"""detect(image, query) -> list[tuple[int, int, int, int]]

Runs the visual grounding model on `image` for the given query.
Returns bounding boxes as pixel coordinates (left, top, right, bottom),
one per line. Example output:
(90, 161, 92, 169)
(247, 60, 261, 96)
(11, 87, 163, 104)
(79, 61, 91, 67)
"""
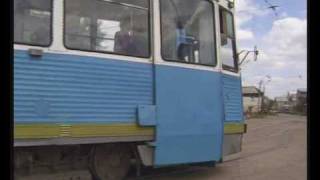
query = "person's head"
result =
(132, 17, 147, 33)
(119, 15, 131, 31)
(176, 20, 184, 29)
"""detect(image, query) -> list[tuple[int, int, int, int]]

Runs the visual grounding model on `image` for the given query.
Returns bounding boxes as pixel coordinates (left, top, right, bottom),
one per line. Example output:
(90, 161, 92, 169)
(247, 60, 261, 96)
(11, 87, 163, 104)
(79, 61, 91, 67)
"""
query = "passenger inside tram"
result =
(114, 16, 133, 55)
(114, 15, 149, 57)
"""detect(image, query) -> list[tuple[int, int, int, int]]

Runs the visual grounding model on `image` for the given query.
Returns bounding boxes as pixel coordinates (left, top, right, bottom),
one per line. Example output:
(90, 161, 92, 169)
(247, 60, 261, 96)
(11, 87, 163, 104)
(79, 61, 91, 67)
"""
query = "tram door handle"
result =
(28, 48, 43, 58)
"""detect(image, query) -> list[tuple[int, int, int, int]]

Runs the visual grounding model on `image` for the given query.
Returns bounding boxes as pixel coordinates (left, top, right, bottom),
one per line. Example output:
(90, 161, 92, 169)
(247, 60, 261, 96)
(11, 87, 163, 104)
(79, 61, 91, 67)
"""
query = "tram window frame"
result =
(159, 0, 218, 67)
(63, 0, 151, 59)
(14, 0, 53, 47)
(219, 7, 239, 73)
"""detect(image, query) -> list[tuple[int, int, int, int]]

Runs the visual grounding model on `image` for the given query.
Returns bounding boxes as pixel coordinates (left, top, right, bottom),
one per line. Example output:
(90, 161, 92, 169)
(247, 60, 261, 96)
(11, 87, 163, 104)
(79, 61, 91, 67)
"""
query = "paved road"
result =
(134, 114, 307, 180)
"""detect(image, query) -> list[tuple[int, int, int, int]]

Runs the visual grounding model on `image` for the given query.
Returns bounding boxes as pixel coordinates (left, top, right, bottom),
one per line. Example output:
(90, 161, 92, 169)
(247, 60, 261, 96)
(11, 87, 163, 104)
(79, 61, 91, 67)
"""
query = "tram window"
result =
(14, 0, 52, 46)
(220, 8, 238, 72)
(160, 0, 216, 66)
(64, 0, 150, 58)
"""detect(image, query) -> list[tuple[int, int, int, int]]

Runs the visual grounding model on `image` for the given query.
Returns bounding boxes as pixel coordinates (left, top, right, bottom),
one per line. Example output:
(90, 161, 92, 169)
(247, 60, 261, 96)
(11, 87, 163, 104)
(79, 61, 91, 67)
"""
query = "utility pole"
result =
(257, 75, 271, 113)
(258, 80, 263, 112)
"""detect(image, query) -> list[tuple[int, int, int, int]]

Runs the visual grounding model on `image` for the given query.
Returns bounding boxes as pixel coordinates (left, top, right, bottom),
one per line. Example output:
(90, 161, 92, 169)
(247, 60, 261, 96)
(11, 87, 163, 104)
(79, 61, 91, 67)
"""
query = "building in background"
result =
(287, 91, 298, 112)
(275, 96, 289, 112)
(296, 88, 307, 114)
(275, 88, 307, 114)
(242, 86, 263, 114)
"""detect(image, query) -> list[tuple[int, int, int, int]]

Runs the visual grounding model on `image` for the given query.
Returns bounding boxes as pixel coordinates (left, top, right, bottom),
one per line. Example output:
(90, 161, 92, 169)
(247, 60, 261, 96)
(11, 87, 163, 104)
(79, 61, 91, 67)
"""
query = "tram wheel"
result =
(89, 144, 131, 180)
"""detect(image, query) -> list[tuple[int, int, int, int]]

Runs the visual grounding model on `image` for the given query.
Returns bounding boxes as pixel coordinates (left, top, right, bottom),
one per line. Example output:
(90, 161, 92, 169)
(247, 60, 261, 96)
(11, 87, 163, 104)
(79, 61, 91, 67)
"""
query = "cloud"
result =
(262, 17, 307, 69)
(235, 0, 271, 42)
(264, 76, 306, 97)
(279, 12, 288, 18)
(263, 18, 306, 53)
(240, 17, 307, 98)
(235, 0, 270, 27)
(237, 29, 254, 40)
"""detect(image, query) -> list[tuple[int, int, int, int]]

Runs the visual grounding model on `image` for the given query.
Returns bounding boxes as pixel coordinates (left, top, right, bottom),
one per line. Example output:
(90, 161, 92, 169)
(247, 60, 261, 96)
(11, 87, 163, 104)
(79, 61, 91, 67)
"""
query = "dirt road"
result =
(134, 114, 307, 180)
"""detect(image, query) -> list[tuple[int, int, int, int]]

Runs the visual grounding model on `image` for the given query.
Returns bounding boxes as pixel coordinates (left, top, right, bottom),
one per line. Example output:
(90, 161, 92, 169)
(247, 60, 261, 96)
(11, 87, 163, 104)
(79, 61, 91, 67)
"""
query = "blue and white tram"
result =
(14, 0, 245, 179)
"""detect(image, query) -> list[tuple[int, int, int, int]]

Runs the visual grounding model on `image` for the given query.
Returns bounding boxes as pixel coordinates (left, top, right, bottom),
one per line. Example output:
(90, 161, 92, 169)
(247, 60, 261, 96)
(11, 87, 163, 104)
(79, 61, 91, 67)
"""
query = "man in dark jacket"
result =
(114, 16, 148, 57)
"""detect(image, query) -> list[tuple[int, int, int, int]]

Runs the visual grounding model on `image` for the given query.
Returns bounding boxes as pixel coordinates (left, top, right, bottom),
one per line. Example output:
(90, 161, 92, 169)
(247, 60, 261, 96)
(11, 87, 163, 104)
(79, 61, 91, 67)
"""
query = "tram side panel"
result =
(222, 73, 246, 158)
(14, 50, 154, 139)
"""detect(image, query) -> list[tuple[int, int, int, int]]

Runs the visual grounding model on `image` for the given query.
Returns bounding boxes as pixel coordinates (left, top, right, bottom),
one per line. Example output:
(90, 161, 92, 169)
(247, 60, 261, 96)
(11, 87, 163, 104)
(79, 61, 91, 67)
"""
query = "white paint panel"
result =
(14, 0, 238, 72)
(14, 0, 152, 65)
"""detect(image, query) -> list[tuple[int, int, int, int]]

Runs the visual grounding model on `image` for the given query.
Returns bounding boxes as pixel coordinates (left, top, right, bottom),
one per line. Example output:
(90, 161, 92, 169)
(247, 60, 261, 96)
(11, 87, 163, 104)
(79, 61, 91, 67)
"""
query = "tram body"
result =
(14, 0, 245, 179)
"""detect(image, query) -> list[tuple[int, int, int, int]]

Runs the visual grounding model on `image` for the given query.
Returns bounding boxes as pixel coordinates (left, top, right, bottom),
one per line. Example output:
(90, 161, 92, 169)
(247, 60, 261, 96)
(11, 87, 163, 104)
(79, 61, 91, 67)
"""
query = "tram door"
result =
(152, 0, 224, 166)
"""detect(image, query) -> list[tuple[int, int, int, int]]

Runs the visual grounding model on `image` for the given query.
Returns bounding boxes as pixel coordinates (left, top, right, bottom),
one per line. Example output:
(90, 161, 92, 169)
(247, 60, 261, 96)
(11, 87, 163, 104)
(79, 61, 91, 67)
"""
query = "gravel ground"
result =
(136, 113, 307, 180)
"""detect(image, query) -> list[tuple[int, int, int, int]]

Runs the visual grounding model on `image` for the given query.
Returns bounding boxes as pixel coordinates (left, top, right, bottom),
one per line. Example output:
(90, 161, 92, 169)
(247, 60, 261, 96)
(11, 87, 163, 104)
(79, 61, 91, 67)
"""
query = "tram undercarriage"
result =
(14, 143, 139, 180)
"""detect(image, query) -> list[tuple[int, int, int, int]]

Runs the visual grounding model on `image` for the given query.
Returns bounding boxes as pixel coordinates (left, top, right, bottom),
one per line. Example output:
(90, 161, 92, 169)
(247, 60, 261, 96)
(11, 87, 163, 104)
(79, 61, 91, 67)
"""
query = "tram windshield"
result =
(65, 0, 150, 58)
(160, 0, 216, 66)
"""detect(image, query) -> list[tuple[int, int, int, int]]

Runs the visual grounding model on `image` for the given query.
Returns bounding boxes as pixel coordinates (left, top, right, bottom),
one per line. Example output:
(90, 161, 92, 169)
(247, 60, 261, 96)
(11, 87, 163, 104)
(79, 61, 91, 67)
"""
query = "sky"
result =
(234, 0, 307, 98)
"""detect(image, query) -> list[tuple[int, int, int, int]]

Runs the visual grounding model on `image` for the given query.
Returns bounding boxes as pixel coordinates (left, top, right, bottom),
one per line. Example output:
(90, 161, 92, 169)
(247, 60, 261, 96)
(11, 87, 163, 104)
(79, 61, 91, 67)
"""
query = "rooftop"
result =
(297, 88, 307, 93)
(242, 86, 262, 95)
(275, 96, 288, 102)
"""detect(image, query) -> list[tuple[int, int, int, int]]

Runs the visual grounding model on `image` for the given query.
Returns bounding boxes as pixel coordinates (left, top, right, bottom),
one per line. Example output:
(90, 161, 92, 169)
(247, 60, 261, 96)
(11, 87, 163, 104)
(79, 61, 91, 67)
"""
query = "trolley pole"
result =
(258, 75, 271, 113)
